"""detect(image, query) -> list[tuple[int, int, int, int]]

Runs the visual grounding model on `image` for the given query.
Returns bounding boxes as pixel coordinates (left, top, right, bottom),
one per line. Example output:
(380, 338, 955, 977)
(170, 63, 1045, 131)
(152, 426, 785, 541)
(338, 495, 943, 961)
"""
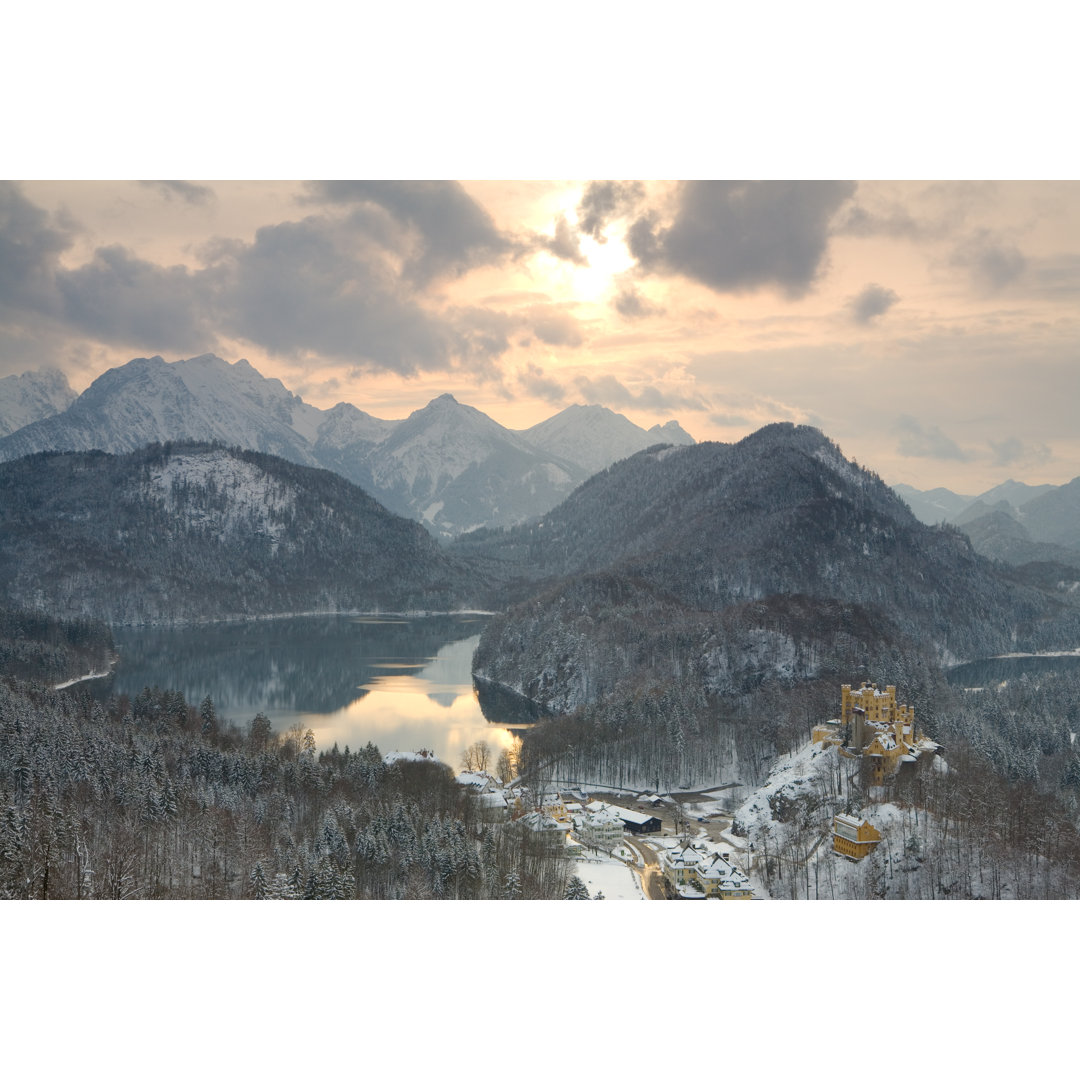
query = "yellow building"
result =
(812, 682, 931, 784)
(832, 813, 882, 860)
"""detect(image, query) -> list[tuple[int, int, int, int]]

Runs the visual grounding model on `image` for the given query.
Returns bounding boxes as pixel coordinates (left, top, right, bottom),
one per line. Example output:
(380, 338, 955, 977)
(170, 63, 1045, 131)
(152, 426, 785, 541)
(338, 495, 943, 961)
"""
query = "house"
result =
(476, 791, 510, 822)
(661, 841, 753, 898)
(695, 852, 754, 899)
(517, 811, 570, 848)
(455, 771, 494, 794)
(570, 808, 625, 852)
(832, 813, 882, 860)
(585, 800, 661, 834)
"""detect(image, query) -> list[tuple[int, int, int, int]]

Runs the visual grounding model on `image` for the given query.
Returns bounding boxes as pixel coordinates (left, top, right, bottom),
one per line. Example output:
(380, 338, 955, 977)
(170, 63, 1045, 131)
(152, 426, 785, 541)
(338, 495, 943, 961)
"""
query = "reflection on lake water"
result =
(109, 614, 524, 764)
(946, 652, 1080, 688)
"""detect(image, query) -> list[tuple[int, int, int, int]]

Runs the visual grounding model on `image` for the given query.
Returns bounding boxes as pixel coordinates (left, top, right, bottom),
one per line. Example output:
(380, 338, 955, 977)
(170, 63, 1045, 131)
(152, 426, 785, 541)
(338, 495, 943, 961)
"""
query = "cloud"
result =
(576, 181, 645, 242)
(833, 202, 924, 240)
(895, 415, 968, 461)
(0, 181, 73, 315)
(516, 362, 566, 405)
(626, 180, 855, 298)
(298, 180, 516, 284)
(213, 213, 465, 373)
(989, 436, 1051, 468)
(951, 229, 1027, 291)
(138, 180, 215, 206)
(0, 183, 526, 376)
(528, 306, 585, 348)
(56, 244, 215, 354)
(613, 284, 665, 320)
(848, 283, 899, 324)
(574, 373, 709, 412)
(536, 214, 587, 265)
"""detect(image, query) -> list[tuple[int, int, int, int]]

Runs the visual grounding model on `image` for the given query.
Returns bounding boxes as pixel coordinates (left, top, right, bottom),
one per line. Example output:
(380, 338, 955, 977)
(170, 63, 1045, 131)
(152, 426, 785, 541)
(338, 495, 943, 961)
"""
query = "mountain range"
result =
(0, 354, 693, 537)
(469, 424, 1080, 713)
(895, 478, 1080, 567)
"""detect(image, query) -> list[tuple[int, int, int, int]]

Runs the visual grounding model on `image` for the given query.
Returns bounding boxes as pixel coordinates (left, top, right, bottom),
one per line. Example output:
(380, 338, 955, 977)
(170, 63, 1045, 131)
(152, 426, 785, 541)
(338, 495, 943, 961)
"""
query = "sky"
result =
(5, 177, 1079, 492)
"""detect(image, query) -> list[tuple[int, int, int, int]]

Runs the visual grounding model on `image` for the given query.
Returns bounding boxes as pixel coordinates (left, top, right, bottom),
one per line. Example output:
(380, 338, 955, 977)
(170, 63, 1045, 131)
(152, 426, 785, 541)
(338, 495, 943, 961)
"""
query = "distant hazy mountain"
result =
(957, 510, 1080, 569)
(894, 479, 1059, 526)
(1017, 477, 1080, 550)
(892, 484, 977, 524)
(344, 394, 589, 535)
(0, 443, 471, 624)
(518, 404, 694, 478)
(0, 368, 76, 437)
(895, 476, 1080, 564)
(0, 354, 695, 537)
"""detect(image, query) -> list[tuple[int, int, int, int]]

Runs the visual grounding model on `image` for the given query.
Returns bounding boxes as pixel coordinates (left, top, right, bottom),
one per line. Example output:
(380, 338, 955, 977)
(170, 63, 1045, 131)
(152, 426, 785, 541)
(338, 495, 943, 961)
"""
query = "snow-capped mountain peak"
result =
(0, 367, 77, 437)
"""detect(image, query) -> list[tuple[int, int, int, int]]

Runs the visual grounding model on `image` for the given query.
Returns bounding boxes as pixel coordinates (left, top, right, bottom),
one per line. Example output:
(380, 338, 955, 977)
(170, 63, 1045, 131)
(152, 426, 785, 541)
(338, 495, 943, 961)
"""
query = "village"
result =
(437, 681, 942, 900)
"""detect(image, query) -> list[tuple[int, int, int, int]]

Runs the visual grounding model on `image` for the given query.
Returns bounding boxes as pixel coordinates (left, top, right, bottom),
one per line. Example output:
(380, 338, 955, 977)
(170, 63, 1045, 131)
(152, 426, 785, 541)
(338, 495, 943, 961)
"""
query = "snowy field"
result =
(571, 851, 645, 900)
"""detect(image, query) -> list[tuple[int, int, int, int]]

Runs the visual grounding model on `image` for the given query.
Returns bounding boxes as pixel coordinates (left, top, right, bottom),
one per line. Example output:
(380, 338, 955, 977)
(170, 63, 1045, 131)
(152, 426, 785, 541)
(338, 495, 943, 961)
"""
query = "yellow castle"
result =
(812, 682, 928, 785)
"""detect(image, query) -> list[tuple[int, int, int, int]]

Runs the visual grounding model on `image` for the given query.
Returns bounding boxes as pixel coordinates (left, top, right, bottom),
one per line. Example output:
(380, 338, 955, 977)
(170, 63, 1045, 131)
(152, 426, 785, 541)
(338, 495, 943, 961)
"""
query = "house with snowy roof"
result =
(660, 841, 753, 898)
(455, 771, 494, 794)
(832, 813, 882, 860)
(517, 811, 570, 848)
(478, 791, 510, 822)
(585, 800, 661, 834)
(695, 852, 753, 899)
(571, 807, 624, 853)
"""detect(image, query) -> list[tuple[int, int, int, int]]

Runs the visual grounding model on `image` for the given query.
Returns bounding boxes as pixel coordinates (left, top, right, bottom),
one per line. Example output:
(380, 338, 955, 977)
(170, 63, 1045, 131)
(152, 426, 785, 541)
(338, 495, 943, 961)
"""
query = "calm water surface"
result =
(946, 652, 1080, 688)
(109, 614, 526, 764)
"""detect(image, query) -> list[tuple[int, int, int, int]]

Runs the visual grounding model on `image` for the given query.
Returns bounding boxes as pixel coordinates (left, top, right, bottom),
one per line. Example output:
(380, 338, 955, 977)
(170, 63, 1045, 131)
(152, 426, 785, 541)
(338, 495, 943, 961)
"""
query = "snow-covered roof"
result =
(456, 771, 492, 789)
(834, 813, 864, 829)
(384, 750, 441, 765)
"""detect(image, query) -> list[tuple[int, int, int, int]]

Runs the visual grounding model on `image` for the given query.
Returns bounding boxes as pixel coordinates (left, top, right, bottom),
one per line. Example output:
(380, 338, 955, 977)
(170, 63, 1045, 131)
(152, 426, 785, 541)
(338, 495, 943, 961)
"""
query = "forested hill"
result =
(0, 443, 474, 625)
(0, 607, 114, 686)
(465, 423, 1080, 668)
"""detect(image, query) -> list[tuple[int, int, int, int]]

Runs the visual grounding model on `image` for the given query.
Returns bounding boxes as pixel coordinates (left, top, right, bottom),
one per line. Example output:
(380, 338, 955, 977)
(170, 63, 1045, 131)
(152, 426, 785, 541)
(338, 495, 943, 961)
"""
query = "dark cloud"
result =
(576, 181, 645, 242)
(895, 415, 968, 461)
(528, 306, 585, 348)
(574, 373, 708, 412)
(537, 215, 587, 265)
(213, 214, 461, 373)
(627, 181, 855, 298)
(613, 284, 665, 321)
(0, 181, 73, 315)
(833, 202, 924, 239)
(951, 229, 1027, 291)
(298, 180, 516, 284)
(56, 245, 215, 354)
(848, 283, 899, 324)
(516, 362, 566, 405)
(138, 180, 215, 206)
(989, 436, 1051, 468)
(0, 183, 523, 376)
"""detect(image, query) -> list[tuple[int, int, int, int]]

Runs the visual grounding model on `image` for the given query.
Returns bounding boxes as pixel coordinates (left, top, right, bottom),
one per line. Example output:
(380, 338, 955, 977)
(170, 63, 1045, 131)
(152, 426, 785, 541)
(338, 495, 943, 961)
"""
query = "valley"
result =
(3, 355, 1080, 901)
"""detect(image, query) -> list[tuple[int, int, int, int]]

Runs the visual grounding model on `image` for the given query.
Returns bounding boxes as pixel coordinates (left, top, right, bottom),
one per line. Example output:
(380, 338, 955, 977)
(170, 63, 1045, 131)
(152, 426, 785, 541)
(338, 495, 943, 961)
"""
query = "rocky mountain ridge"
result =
(0, 354, 695, 537)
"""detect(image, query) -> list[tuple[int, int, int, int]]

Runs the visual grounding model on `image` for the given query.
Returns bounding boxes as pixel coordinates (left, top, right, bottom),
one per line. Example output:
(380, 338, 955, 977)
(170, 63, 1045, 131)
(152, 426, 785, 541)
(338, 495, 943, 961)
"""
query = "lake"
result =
(107, 614, 527, 765)
(946, 651, 1080, 688)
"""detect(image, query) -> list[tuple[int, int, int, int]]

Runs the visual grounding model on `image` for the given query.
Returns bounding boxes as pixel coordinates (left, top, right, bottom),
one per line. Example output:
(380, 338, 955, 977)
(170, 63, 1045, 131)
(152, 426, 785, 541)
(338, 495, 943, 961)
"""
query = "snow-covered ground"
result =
(570, 850, 645, 900)
(52, 669, 113, 691)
